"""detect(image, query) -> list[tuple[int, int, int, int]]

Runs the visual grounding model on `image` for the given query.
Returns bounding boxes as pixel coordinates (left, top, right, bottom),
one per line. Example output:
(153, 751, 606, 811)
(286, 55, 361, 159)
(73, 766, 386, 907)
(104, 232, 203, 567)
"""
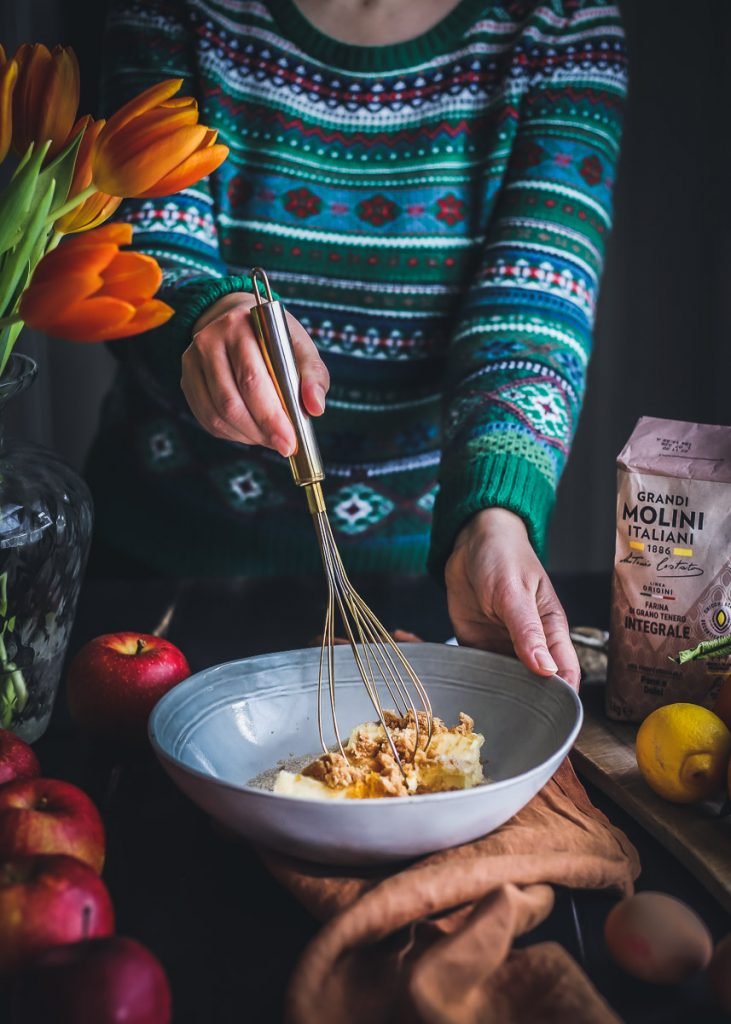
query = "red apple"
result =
(0, 778, 105, 874)
(0, 855, 114, 976)
(0, 729, 40, 786)
(67, 633, 190, 742)
(11, 936, 172, 1023)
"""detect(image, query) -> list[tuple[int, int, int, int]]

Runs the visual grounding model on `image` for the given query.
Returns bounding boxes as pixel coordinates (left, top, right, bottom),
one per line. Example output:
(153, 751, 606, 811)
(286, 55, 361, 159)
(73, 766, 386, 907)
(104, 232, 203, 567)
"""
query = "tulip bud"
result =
(19, 222, 174, 342)
(93, 78, 228, 198)
(0, 46, 18, 163)
(54, 116, 122, 234)
(11, 43, 80, 160)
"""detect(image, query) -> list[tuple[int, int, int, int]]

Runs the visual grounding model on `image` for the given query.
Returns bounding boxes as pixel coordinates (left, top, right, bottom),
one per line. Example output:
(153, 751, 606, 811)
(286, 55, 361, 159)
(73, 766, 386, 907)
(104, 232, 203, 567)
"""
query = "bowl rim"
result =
(148, 643, 583, 806)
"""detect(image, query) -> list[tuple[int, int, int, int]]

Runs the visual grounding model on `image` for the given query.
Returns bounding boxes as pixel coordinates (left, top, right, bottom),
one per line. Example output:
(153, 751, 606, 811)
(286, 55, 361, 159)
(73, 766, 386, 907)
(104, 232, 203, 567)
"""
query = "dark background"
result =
(2, 0, 731, 573)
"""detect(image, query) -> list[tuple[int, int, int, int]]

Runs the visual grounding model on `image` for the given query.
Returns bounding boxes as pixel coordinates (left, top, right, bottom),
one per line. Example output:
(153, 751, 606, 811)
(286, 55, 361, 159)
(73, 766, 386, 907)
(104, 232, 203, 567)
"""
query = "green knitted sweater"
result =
(85, 0, 627, 576)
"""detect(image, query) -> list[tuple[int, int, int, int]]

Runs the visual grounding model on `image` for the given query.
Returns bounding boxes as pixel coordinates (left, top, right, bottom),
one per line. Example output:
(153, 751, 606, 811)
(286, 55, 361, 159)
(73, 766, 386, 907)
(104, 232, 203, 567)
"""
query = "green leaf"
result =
(0, 177, 55, 318)
(9, 668, 27, 713)
(7, 617, 15, 632)
(18, 223, 56, 318)
(10, 142, 35, 182)
(0, 319, 26, 377)
(0, 669, 26, 727)
(0, 682, 15, 728)
(672, 635, 731, 664)
(0, 140, 51, 255)
(36, 129, 84, 217)
(1, 255, 31, 314)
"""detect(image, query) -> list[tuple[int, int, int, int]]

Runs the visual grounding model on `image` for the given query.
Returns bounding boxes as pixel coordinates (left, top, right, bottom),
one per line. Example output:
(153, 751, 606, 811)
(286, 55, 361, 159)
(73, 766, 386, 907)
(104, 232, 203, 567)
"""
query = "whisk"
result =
(249, 267, 433, 771)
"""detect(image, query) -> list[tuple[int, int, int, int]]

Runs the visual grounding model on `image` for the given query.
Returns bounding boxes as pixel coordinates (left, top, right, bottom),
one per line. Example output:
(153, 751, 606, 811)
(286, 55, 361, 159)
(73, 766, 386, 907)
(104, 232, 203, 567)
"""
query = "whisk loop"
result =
(250, 267, 433, 772)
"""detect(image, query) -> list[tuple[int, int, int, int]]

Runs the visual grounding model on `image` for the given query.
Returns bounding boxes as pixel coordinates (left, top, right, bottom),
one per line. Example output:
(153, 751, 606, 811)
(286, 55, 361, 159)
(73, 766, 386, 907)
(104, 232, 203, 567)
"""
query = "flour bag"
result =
(606, 416, 731, 721)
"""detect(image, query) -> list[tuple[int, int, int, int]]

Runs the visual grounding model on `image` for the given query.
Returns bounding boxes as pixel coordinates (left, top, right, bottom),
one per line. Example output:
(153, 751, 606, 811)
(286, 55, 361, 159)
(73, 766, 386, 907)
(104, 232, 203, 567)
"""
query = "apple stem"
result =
(136, 638, 146, 656)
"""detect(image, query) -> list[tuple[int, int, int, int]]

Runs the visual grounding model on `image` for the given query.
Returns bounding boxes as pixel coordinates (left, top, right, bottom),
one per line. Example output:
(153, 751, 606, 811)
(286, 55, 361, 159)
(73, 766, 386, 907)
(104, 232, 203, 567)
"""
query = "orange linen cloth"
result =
(262, 758, 640, 1024)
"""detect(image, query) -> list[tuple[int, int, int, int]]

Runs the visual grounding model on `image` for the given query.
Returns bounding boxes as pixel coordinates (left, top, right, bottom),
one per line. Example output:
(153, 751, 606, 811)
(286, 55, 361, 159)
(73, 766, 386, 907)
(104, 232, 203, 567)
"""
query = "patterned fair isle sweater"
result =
(85, 0, 627, 577)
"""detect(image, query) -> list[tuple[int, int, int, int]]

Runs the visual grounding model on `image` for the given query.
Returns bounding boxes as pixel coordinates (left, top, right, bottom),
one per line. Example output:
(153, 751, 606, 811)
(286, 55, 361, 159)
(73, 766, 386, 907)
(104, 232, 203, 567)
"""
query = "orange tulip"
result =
(54, 115, 122, 233)
(0, 46, 18, 163)
(19, 223, 174, 342)
(93, 78, 228, 198)
(11, 44, 80, 159)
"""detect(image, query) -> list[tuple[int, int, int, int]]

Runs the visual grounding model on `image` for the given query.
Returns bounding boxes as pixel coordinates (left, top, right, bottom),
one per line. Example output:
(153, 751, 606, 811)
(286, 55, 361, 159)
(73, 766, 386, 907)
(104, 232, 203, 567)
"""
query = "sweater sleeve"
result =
(98, 0, 254, 392)
(428, 0, 627, 579)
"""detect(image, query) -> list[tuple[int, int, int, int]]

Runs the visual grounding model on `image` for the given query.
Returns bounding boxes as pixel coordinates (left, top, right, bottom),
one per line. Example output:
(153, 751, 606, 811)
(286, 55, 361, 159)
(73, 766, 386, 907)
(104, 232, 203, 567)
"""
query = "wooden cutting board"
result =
(573, 688, 731, 913)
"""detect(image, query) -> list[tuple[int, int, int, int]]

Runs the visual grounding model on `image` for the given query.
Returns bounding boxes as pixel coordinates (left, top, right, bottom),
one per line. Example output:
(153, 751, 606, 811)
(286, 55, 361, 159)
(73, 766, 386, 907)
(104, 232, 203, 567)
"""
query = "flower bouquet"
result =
(0, 43, 228, 737)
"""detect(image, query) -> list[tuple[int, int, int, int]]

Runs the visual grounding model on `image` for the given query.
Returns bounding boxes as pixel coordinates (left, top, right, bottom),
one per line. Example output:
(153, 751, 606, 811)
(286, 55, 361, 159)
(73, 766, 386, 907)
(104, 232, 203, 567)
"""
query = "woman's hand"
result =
(181, 292, 330, 455)
(444, 507, 580, 689)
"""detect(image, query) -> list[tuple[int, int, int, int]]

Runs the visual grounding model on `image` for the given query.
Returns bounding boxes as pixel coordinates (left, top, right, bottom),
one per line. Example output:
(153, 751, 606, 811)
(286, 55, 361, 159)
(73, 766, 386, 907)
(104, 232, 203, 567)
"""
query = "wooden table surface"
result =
(574, 693, 731, 916)
(24, 574, 731, 1024)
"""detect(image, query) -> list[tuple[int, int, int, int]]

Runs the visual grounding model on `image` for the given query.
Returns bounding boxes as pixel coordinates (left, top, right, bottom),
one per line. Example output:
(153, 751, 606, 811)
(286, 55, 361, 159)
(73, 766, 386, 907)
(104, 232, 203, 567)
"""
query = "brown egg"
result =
(708, 933, 731, 1013)
(604, 892, 713, 984)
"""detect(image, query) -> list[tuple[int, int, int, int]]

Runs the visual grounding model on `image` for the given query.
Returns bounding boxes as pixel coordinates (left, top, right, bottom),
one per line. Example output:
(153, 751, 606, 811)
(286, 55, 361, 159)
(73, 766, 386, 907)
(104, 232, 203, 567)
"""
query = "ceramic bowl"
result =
(148, 642, 582, 865)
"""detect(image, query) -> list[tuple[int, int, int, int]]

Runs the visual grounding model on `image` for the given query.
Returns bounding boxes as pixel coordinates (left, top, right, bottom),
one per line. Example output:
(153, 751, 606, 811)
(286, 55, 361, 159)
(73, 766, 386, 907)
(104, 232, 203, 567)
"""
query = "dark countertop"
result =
(21, 574, 731, 1024)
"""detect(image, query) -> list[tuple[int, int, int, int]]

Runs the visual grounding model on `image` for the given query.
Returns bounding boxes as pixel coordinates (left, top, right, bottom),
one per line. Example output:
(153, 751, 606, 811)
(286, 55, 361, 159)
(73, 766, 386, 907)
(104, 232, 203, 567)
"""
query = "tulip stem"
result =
(0, 314, 22, 329)
(45, 184, 97, 226)
(0, 575, 28, 728)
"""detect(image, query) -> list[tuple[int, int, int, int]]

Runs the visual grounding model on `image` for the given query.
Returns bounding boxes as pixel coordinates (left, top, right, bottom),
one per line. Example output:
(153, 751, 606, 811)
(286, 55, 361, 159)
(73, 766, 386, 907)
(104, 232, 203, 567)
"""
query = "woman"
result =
(86, 0, 627, 688)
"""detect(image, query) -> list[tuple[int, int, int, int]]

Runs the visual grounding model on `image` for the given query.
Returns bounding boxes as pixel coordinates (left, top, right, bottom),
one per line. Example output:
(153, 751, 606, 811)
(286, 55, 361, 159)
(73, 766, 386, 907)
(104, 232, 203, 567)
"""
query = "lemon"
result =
(713, 673, 731, 731)
(635, 703, 731, 803)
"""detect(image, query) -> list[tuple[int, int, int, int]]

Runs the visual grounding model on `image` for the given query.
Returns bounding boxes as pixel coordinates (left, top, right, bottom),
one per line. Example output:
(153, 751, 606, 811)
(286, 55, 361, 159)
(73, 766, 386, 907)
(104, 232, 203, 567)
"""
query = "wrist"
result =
(192, 291, 255, 334)
(454, 507, 529, 550)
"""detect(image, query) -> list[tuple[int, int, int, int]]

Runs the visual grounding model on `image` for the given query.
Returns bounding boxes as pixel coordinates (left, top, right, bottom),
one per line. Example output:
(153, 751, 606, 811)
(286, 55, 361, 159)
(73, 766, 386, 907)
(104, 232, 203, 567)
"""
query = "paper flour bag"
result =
(606, 416, 731, 721)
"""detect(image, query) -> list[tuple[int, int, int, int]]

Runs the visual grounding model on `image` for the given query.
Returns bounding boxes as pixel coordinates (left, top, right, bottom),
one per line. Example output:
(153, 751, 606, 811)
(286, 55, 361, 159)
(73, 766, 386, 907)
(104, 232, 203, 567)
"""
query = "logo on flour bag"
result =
(606, 417, 731, 721)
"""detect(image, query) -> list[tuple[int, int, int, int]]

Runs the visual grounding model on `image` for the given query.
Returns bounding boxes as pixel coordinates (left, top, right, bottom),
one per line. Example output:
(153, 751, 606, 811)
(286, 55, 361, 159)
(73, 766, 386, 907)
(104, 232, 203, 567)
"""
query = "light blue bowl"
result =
(149, 643, 582, 865)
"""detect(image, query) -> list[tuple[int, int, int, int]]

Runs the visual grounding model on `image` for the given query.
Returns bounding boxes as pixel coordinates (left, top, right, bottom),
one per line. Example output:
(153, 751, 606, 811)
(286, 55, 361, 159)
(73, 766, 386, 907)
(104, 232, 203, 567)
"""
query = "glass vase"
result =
(0, 353, 93, 742)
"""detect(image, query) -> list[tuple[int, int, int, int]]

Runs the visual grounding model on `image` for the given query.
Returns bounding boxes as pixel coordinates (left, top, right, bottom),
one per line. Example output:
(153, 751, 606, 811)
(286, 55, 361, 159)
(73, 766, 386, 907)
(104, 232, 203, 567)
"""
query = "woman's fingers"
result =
(198, 337, 278, 447)
(538, 588, 581, 689)
(491, 578, 558, 676)
(287, 312, 330, 417)
(490, 576, 580, 690)
(185, 307, 294, 454)
(225, 331, 296, 455)
(445, 509, 581, 690)
(182, 299, 328, 452)
(181, 348, 252, 445)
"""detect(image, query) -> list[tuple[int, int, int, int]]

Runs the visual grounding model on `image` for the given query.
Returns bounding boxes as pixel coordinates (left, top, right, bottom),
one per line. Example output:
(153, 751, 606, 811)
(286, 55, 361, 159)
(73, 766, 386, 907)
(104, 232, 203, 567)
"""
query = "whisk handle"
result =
(249, 268, 325, 487)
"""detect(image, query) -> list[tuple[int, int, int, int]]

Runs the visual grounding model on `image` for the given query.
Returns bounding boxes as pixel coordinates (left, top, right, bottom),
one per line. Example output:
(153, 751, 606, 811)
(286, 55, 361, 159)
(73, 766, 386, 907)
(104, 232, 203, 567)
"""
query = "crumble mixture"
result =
(273, 710, 484, 799)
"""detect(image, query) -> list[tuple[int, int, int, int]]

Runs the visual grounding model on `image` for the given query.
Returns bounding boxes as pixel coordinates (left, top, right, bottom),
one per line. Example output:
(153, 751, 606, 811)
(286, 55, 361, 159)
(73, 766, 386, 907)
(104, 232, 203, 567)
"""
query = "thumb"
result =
(288, 314, 330, 417)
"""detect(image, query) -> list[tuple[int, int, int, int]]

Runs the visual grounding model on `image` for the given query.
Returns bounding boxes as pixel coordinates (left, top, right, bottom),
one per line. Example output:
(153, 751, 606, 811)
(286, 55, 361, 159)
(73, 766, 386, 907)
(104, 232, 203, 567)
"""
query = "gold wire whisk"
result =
(249, 267, 433, 771)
